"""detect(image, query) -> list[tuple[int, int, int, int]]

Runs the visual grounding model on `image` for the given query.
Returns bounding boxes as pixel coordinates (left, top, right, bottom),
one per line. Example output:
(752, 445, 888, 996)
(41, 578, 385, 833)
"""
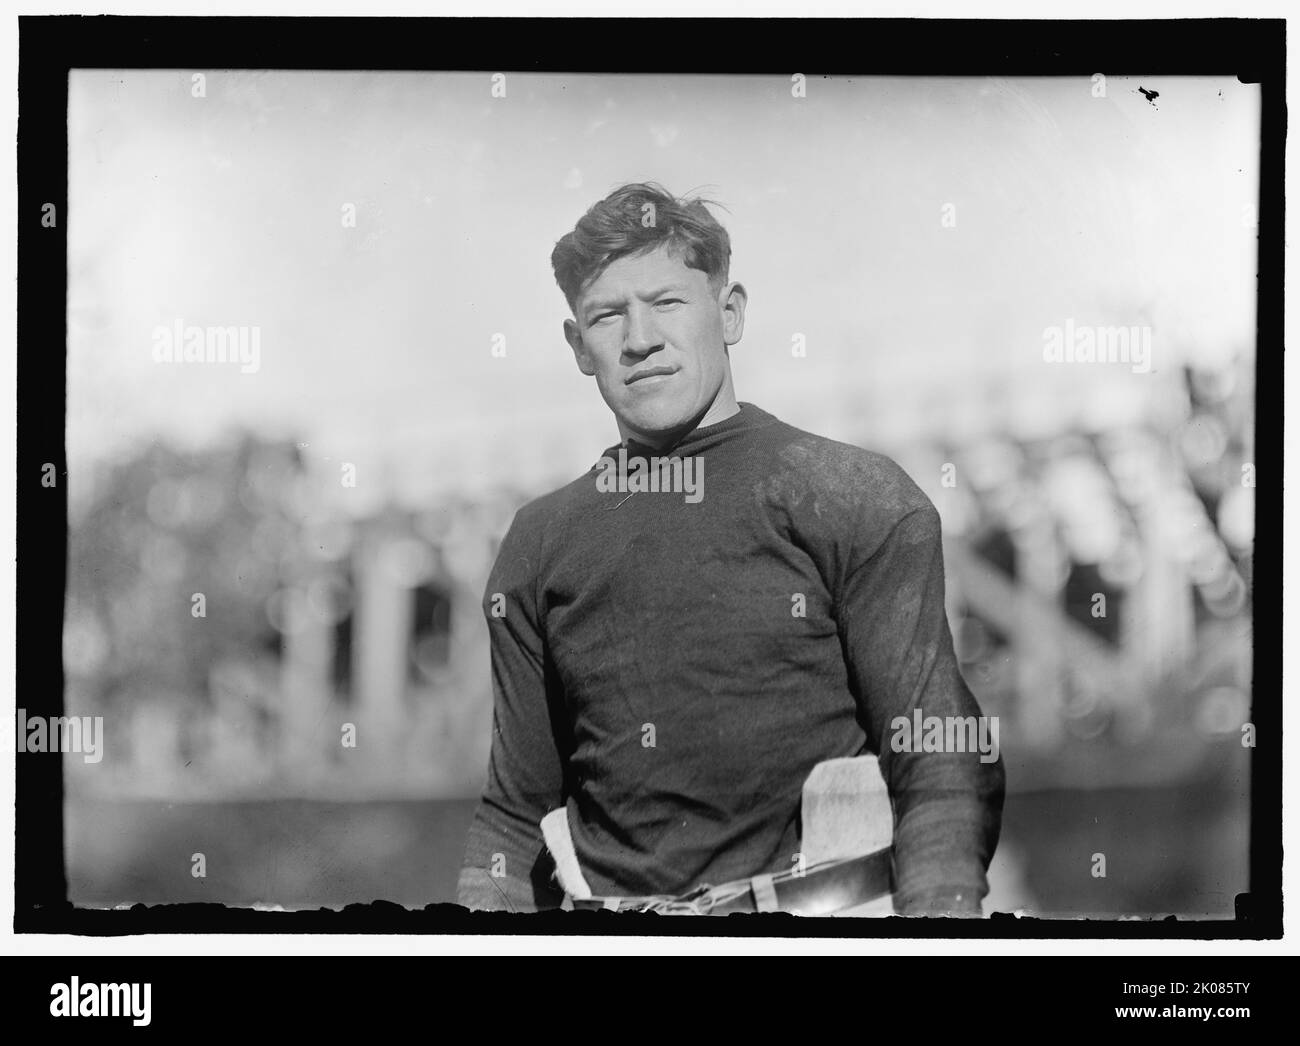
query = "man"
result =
(458, 182, 1004, 915)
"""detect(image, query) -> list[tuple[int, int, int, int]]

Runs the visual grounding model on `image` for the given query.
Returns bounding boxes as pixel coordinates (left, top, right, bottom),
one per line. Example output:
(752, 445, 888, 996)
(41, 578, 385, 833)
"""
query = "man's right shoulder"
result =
(501, 462, 605, 550)
(488, 466, 603, 597)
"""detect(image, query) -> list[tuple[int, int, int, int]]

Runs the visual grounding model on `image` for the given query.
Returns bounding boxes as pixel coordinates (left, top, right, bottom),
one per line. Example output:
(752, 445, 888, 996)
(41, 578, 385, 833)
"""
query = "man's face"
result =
(564, 245, 745, 446)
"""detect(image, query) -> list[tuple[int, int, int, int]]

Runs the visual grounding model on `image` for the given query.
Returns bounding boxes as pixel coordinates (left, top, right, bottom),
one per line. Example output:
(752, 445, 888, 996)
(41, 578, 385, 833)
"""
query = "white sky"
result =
(67, 72, 1259, 503)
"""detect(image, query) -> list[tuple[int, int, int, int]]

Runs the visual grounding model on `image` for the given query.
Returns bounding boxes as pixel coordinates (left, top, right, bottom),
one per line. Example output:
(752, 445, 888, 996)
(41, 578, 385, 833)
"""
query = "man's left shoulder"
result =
(764, 420, 936, 524)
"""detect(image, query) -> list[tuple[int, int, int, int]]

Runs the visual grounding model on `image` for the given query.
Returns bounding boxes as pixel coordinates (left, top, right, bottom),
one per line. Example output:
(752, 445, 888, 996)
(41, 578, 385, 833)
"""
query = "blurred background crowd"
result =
(64, 72, 1257, 916)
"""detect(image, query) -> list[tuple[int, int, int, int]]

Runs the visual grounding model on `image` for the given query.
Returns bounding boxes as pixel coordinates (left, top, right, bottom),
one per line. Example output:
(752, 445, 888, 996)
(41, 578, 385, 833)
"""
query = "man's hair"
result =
(550, 182, 731, 313)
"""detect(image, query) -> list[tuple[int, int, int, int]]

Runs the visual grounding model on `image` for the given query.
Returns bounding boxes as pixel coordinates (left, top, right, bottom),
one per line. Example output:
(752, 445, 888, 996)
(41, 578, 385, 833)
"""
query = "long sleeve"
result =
(457, 509, 568, 912)
(835, 497, 1005, 916)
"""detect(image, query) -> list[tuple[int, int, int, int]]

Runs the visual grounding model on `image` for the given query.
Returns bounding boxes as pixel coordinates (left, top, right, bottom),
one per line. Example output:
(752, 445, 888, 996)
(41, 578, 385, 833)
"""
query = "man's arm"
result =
(836, 491, 1005, 916)
(457, 509, 567, 912)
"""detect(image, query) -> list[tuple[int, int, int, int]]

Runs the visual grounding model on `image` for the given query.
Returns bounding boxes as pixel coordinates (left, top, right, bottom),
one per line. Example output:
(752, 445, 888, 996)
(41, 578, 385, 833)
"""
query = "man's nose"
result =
(623, 306, 663, 356)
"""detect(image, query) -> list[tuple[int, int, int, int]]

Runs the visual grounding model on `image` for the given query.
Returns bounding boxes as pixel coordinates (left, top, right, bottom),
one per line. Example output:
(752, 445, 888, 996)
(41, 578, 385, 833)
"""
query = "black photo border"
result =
(15, 14, 1285, 939)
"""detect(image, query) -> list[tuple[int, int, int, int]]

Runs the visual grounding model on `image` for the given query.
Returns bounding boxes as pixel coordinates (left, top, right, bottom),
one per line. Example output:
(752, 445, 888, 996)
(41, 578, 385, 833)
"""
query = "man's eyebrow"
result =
(582, 285, 690, 318)
(640, 283, 689, 300)
(581, 297, 622, 317)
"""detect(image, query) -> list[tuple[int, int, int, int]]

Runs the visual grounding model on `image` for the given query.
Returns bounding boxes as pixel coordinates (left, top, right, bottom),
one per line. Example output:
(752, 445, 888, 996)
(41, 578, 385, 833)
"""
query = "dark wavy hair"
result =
(550, 182, 731, 312)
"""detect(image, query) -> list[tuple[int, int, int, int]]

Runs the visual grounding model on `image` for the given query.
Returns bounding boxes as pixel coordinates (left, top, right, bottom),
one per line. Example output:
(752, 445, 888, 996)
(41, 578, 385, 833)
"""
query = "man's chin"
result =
(618, 403, 699, 448)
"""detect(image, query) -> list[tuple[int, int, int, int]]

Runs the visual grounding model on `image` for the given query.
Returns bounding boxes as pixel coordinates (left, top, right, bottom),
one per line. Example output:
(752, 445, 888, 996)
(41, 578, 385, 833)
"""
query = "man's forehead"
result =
(577, 247, 709, 304)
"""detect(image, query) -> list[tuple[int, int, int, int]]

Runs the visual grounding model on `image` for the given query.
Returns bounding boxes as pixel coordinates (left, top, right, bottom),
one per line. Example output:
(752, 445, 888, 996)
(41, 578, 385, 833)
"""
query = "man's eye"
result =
(591, 312, 619, 324)
(655, 298, 683, 307)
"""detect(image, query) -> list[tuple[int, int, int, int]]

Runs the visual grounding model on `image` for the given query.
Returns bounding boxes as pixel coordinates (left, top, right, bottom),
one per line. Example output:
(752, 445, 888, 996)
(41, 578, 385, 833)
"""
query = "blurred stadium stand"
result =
(64, 355, 1252, 917)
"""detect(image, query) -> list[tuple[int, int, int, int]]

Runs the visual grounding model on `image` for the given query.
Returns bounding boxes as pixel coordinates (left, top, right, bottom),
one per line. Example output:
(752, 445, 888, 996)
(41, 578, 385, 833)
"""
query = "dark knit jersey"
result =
(458, 403, 1004, 913)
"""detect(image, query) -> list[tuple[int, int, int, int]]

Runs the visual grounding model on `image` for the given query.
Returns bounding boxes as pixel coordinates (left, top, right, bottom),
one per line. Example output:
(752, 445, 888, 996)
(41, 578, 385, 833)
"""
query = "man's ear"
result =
(719, 281, 747, 346)
(564, 317, 596, 376)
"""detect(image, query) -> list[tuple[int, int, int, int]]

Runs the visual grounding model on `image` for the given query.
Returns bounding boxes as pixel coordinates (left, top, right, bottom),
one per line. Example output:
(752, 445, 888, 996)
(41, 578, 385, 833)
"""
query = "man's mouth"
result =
(625, 365, 678, 385)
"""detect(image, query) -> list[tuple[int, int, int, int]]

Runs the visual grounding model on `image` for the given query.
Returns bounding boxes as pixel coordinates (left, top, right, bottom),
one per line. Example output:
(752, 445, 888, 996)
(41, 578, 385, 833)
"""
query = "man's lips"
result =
(625, 365, 678, 385)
